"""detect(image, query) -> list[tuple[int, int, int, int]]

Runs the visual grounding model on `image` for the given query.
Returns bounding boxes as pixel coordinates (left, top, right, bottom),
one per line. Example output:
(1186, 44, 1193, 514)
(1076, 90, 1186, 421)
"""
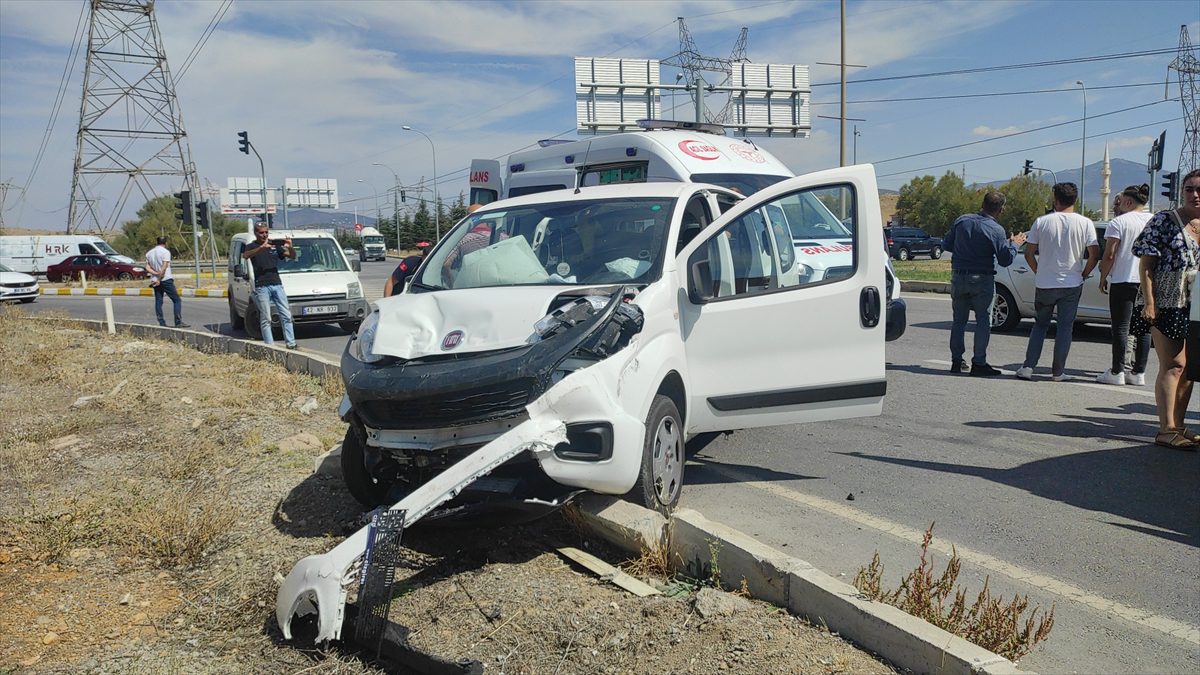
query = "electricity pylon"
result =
(66, 0, 200, 236)
(662, 17, 751, 124)
(1168, 24, 1199, 174)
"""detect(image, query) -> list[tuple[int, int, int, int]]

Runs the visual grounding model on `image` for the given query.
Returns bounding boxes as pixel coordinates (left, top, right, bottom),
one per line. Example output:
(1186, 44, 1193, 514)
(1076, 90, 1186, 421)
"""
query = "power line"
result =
(810, 81, 1163, 106)
(871, 98, 1176, 165)
(876, 117, 1183, 179)
(177, 0, 232, 82)
(813, 47, 1179, 87)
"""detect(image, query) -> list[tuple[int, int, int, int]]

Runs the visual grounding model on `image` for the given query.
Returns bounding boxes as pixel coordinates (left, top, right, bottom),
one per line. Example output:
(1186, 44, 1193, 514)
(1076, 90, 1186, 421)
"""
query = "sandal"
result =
(1154, 429, 1198, 450)
(1182, 428, 1200, 443)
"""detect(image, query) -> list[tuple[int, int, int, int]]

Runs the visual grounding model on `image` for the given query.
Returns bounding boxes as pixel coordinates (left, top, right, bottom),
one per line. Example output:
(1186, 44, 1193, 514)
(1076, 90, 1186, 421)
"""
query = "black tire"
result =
(244, 301, 263, 340)
(930, 246, 943, 260)
(228, 295, 245, 330)
(991, 284, 1022, 332)
(117, 271, 133, 280)
(630, 395, 685, 516)
(897, 247, 910, 261)
(339, 320, 361, 334)
(341, 427, 390, 508)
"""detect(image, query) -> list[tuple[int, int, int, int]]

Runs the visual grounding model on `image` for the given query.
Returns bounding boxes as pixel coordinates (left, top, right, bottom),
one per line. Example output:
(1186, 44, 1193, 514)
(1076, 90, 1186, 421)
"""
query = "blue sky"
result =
(0, 0, 1196, 231)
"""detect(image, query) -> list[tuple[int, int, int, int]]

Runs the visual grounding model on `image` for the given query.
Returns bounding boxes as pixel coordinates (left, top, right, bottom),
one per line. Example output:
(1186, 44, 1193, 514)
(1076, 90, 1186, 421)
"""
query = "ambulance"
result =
(469, 120, 903, 337)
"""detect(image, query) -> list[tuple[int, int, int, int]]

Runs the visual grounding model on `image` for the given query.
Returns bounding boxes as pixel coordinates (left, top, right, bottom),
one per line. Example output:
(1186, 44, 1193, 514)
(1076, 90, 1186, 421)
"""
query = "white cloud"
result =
(1106, 135, 1155, 149)
(972, 125, 1024, 137)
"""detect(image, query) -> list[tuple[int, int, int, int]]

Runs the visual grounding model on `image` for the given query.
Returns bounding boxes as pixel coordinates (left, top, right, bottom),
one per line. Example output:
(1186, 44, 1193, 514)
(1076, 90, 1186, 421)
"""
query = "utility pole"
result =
(840, 0, 846, 166)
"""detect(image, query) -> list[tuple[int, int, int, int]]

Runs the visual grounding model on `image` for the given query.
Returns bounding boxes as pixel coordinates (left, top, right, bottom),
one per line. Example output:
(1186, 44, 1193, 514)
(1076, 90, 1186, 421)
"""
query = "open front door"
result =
(677, 164, 887, 434)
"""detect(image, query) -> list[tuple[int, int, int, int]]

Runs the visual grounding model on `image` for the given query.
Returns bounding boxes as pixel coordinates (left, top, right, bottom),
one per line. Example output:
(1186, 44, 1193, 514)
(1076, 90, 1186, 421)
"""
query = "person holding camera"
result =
(241, 223, 297, 349)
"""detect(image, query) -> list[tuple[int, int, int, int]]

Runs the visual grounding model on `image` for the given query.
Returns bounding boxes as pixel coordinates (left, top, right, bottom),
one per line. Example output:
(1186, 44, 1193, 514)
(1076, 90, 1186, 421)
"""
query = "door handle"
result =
(1014, 267, 1028, 273)
(860, 287, 881, 328)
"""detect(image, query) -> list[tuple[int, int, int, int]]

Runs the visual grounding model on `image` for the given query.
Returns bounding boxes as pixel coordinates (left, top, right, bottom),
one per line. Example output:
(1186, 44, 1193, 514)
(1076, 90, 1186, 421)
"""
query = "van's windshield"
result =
(416, 197, 677, 291)
(276, 238, 349, 274)
(93, 241, 118, 255)
(690, 173, 788, 197)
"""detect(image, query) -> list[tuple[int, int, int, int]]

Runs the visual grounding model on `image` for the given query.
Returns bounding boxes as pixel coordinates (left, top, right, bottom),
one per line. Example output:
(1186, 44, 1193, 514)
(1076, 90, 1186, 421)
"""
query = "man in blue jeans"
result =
(242, 223, 297, 349)
(943, 191, 1022, 376)
(144, 236, 189, 328)
(1016, 182, 1099, 382)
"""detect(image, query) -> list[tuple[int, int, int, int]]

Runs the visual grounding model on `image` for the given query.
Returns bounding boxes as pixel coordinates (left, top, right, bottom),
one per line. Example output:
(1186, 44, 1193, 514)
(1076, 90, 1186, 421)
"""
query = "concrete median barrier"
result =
(40, 287, 228, 298)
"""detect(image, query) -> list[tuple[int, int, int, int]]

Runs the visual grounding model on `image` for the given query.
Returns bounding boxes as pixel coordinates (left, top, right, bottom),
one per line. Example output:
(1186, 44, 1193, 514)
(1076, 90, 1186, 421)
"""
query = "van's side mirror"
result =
(351, 259, 362, 272)
(688, 258, 714, 304)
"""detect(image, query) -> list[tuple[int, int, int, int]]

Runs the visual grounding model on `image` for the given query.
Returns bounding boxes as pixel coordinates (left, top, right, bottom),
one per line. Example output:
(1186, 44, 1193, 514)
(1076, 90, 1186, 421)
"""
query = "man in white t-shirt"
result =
(1015, 182, 1099, 381)
(144, 236, 188, 328)
(1096, 184, 1153, 386)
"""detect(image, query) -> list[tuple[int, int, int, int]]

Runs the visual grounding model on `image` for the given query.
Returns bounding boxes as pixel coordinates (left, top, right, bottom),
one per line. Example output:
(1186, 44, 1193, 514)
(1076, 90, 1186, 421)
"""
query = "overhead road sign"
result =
(575, 57, 662, 134)
(220, 177, 276, 215)
(723, 63, 811, 138)
(284, 178, 339, 209)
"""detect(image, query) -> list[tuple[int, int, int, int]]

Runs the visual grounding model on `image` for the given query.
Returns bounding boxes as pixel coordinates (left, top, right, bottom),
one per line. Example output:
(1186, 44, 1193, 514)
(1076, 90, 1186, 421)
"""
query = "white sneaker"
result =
(1096, 369, 1125, 385)
(1015, 367, 1034, 380)
(1051, 373, 1067, 382)
(1126, 371, 1146, 386)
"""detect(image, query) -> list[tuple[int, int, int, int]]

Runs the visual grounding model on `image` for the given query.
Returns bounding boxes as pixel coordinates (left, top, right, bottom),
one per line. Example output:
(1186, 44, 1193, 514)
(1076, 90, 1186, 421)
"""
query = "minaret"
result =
(1100, 143, 1112, 220)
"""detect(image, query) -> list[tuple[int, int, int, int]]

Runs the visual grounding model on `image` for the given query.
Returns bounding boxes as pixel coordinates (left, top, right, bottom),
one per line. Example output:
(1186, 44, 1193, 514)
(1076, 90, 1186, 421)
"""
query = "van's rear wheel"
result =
(341, 427, 390, 508)
(630, 395, 684, 516)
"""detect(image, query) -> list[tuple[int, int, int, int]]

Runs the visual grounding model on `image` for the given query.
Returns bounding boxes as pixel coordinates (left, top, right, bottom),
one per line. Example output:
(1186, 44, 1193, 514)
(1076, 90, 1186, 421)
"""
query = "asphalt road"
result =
(17, 277, 1199, 673)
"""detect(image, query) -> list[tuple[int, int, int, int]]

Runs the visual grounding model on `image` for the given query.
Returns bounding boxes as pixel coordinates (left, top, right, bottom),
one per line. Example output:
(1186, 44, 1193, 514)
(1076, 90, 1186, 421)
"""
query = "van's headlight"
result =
(347, 281, 363, 299)
(349, 311, 383, 363)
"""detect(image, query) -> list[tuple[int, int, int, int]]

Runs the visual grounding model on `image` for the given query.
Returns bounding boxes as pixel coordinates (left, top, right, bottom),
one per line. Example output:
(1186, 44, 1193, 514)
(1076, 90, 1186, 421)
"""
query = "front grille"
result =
(290, 292, 346, 303)
(2, 281, 37, 289)
(360, 377, 534, 429)
(824, 266, 853, 281)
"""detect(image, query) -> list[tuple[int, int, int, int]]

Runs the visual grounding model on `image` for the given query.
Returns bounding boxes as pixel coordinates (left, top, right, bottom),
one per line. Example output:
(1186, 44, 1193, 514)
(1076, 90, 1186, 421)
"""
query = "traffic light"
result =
(400, 189, 406, 203)
(1023, 159, 1033, 176)
(173, 190, 194, 226)
(1161, 171, 1179, 204)
(237, 130, 249, 155)
(196, 200, 211, 230)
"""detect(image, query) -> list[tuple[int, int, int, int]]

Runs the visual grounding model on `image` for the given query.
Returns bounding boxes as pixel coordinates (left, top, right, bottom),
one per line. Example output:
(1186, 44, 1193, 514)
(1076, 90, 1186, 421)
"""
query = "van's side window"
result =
(79, 244, 98, 254)
(689, 183, 856, 300)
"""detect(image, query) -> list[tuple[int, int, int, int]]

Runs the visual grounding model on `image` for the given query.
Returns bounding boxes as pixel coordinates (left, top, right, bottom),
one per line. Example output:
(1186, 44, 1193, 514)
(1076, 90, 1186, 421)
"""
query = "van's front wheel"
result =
(631, 395, 684, 516)
(340, 427, 390, 508)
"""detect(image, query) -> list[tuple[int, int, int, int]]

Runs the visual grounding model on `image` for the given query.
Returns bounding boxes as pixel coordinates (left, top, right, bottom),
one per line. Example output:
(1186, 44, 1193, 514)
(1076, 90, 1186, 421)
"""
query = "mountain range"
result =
(985, 157, 1159, 210)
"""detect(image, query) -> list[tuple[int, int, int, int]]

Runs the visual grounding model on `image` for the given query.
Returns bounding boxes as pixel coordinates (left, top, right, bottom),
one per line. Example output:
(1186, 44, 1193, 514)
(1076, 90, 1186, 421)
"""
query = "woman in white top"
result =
(1097, 184, 1153, 386)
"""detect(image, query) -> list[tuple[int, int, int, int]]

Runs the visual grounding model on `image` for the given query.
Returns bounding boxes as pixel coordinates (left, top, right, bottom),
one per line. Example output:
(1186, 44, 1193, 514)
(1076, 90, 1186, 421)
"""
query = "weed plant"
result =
(853, 523, 1054, 661)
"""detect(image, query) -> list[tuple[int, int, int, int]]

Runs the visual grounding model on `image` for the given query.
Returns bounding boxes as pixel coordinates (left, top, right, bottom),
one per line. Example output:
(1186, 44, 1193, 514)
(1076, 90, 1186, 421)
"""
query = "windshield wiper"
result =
(409, 281, 443, 292)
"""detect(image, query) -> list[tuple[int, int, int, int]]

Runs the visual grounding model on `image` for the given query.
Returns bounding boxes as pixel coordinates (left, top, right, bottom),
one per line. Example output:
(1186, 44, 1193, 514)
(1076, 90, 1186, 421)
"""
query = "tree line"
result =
(111, 192, 476, 259)
(894, 172, 1101, 237)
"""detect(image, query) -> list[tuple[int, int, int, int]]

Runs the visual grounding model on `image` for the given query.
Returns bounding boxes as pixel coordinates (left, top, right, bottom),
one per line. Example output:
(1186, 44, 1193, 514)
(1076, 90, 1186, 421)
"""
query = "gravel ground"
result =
(0, 308, 896, 674)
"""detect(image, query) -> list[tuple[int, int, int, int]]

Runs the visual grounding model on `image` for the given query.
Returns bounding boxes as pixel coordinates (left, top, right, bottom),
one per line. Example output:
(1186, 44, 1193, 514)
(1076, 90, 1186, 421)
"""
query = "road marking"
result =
(924, 359, 1154, 398)
(704, 463, 1200, 646)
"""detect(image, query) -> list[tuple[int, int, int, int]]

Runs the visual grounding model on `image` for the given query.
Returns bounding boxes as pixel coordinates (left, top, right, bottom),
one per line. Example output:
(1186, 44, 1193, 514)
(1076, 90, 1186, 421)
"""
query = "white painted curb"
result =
(40, 287, 227, 297)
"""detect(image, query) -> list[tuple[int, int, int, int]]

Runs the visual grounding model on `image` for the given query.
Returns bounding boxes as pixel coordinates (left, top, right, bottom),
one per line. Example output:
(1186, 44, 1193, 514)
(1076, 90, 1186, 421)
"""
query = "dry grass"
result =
(854, 523, 1055, 661)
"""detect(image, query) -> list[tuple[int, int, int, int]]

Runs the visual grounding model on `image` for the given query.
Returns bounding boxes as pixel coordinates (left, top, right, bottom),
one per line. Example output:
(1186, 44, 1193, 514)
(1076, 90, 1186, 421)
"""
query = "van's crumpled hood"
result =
(372, 287, 573, 360)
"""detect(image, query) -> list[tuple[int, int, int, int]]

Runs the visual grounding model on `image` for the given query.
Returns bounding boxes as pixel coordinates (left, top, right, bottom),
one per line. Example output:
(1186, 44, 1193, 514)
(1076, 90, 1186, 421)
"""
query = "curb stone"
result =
(39, 287, 228, 297)
(42, 316, 1033, 675)
(898, 280, 951, 294)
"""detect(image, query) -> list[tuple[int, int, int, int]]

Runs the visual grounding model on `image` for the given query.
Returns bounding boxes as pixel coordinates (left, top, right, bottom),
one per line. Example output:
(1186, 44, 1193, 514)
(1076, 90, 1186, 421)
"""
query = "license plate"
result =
(302, 304, 338, 315)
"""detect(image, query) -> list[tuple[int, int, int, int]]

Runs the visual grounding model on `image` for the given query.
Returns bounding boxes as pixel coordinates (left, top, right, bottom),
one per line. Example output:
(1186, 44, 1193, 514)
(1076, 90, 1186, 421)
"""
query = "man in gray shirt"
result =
(943, 191, 1022, 376)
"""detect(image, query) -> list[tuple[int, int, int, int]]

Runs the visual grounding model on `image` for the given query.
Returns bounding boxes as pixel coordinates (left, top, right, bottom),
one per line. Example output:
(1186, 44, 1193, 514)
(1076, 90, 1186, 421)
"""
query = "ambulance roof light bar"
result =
(636, 119, 727, 136)
(537, 139, 574, 148)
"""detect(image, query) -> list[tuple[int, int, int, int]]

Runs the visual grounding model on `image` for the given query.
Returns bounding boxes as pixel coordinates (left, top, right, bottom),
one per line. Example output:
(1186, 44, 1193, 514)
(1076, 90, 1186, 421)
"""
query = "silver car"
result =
(991, 223, 1110, 331)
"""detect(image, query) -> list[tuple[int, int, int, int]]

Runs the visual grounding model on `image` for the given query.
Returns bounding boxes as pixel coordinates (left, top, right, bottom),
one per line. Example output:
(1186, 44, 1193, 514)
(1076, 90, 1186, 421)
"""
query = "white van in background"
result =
(0, 234, 135, 274)
(227, 229, 370, 337)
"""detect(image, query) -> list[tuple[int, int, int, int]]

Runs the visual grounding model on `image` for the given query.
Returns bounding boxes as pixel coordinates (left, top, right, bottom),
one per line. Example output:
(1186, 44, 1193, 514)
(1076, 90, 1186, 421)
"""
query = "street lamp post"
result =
(357, 179, 380, 232)
(1076, 80, 1087, 210)
(372, 162, 401, 252)
(402, 125, 439, 240)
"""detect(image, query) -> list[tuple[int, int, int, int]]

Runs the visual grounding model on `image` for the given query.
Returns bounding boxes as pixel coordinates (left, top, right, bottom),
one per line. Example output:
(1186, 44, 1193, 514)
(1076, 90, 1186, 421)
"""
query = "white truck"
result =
(0, 234, 136, 274)
(227, 229, 370, 336)
(358, 226, 386, 262)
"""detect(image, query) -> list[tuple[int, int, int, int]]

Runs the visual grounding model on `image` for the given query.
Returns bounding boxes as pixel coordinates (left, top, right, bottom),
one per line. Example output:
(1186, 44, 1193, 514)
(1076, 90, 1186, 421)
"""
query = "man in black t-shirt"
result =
(383, 241, 429, 296)
(242, 224, 297, 348)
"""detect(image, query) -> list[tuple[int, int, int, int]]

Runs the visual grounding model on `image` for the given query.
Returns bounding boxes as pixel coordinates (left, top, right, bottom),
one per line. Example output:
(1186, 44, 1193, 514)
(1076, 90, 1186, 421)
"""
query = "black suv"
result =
(885, 226, 943, 261)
